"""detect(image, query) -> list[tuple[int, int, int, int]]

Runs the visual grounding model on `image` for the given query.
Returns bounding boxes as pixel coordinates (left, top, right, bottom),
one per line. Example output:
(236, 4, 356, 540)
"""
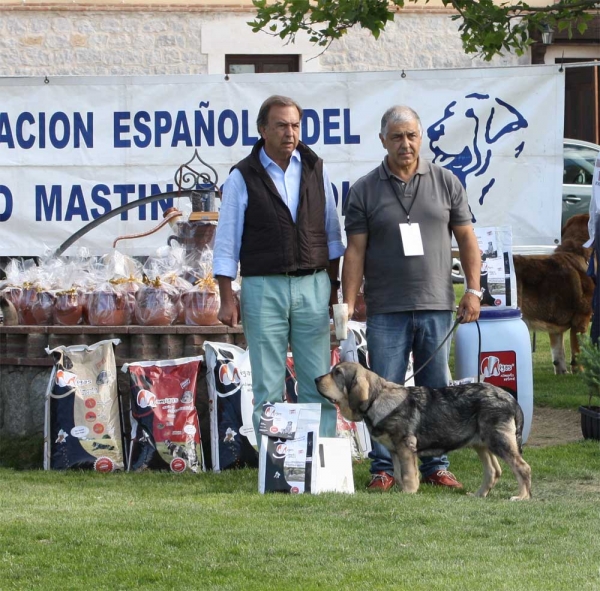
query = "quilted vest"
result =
(234, 140, 329, 277)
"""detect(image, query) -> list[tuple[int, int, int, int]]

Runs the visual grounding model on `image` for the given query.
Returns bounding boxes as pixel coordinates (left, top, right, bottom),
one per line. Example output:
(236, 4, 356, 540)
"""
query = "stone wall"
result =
(0, 8, 529, 77)
(320, 14, 530, 71)
(0, 10, 210, 76)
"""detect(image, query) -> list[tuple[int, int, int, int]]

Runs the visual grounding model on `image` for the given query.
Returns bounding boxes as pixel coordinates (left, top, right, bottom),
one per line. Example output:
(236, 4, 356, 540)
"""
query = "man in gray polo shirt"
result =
(342, 105, 482, 491)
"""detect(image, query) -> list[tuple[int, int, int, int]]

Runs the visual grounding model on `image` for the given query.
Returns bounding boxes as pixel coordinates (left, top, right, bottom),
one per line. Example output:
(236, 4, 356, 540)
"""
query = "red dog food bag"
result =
(123, 356, 204, 473)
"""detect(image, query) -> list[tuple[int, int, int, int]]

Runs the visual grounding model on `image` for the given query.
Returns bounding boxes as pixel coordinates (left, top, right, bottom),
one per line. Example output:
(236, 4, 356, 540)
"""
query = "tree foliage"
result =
(249, 0, 599, 61)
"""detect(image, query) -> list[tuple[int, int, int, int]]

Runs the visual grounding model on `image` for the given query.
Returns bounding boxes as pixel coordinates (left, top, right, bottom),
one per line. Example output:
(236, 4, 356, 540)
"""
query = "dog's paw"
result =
(509, 494, 531, 501)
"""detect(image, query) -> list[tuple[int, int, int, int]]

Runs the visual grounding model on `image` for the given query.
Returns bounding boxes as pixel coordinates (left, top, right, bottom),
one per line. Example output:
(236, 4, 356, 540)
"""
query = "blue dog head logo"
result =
(427, 94, 529, 217)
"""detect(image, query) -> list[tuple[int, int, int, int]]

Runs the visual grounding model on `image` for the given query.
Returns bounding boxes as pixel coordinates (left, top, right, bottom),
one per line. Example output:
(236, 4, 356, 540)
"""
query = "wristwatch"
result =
(465, 288, 483, 300)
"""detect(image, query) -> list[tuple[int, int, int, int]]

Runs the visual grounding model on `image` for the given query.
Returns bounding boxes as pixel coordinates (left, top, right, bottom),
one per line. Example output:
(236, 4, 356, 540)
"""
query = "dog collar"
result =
(360, 397, 396, 438)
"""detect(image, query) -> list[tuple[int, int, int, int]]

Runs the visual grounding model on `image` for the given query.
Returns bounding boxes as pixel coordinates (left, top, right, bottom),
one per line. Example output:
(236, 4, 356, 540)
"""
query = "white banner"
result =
(0, 67, 564, 256)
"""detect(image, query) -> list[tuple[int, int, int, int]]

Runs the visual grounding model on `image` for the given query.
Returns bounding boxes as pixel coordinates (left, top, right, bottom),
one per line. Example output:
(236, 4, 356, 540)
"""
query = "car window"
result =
(563, 144, 599, 185)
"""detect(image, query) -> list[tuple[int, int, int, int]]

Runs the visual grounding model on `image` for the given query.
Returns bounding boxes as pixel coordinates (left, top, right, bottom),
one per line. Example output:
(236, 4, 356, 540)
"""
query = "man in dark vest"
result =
(214, 95, 345, 444)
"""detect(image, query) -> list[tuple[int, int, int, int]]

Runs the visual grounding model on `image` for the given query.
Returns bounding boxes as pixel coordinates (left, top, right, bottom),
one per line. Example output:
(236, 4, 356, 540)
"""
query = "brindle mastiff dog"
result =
(315, 362, 531, 500)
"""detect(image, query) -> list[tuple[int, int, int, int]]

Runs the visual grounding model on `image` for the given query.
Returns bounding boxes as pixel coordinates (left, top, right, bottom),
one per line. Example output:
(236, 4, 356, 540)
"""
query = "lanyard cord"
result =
(385, 168, 421, 224)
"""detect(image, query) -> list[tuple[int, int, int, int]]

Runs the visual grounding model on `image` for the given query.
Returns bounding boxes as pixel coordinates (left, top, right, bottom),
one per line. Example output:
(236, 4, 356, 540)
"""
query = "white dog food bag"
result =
(473, 226, 517, 308)
(258, 402, 321, 494)
(204, 341, 258, 472)
(314, 437, 355, 494)
(258, 431, 318, 494)
(45, 338, 125, 472)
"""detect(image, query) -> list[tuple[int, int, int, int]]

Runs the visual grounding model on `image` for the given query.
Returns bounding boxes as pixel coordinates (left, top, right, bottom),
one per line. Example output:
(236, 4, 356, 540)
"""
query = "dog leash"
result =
(364, 314, 481, 433)
(403, 314, 477, 383)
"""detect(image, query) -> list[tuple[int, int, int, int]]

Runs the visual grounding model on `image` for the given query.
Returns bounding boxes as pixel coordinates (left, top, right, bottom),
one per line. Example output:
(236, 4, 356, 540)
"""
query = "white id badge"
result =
(399, 223, 424, 256)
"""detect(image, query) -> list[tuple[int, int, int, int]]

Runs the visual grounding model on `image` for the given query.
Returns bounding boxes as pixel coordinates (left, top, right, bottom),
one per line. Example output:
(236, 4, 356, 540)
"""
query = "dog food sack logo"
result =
(480, 351, 517, 393)
(137, 389, 157, 409)
(215, 360, 242, 395)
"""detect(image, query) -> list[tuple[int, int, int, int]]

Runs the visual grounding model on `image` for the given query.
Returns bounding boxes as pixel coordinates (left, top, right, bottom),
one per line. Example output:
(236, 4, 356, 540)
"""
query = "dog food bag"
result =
(473, 226, 517, 308)
(313, 437, 355, 494)
(258, 402, 321, 494)
(204, 341, 258, 472)
(258, 431, 317, 494)
(123, 356, 204, 473)
(45, 338, 125, 472)
(347, 321, 371, 369)
(259, 402, 321, 440)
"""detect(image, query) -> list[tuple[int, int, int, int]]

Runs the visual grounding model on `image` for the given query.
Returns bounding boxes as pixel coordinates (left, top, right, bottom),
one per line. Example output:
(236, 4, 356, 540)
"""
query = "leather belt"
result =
(283, 268, 324, 277)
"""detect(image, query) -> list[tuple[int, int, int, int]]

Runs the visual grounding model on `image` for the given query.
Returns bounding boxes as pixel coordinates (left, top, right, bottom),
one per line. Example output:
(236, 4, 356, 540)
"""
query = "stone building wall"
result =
(0, 8, 529, 78)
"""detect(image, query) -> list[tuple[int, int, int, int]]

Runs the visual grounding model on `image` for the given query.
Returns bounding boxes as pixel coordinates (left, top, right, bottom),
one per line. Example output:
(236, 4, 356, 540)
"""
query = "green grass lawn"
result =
(1, 298, 599, 590)
(1, 443, 599, 591)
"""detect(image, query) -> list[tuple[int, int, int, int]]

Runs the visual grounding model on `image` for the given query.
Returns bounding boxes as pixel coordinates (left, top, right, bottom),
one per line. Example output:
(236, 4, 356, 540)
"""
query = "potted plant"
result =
(576, 335, 600, 440)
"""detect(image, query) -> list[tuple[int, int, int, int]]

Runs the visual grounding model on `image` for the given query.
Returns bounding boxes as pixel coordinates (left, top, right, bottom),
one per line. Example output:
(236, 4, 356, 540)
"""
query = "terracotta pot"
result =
(80, 292, 91, 325)
(182, 290, 221, 326)
(55, 292, 83, 326)
(18, 287, 38, 325)
(176, 297, 185, 324)
(120, 282, 142, 326)
(31, 290, 55, 325)
(135, 286, 178, 326)
(88, 290, 129, 326)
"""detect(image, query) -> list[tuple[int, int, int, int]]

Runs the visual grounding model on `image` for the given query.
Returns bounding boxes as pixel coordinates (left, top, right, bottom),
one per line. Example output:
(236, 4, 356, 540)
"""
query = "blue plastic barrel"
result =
(454, 308, 533, 443)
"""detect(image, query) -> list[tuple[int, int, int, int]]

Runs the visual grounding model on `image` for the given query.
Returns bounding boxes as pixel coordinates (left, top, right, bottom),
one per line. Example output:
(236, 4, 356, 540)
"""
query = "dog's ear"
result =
(348, 373, 370, 409)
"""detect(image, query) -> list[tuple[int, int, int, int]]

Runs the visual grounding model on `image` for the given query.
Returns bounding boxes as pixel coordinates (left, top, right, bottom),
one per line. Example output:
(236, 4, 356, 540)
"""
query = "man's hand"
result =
(217, 299, 239, 327)
(456, 292, 481, 324)
(216, 275, 239, 328)
(341, 233, 366, 323)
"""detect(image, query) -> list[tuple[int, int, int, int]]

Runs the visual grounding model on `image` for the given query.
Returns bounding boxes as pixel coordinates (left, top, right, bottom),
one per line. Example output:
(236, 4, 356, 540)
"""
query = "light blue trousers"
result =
(240, 271, 337, 445)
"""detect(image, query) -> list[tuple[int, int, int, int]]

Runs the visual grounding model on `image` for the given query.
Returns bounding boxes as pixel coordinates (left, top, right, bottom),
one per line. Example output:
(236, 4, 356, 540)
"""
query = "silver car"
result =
(562, 138, 600, 226)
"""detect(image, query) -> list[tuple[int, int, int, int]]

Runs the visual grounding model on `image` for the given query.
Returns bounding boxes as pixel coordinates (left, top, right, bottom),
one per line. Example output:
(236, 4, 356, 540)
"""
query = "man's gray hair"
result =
(256, 95, 303, 132)
(380, 106, 423, 137)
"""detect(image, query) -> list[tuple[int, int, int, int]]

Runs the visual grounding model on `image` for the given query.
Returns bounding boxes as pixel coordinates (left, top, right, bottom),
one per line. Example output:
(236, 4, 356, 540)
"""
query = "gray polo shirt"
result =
(343, 158, 473, 314)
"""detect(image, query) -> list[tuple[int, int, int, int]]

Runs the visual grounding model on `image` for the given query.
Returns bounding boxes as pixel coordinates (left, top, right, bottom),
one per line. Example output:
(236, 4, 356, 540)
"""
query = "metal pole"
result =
(52, 189, 195, 258)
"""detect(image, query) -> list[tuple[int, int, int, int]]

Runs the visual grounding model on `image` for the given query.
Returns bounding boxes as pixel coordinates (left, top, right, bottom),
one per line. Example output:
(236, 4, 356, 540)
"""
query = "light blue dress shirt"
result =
(213, 146, 346, 279)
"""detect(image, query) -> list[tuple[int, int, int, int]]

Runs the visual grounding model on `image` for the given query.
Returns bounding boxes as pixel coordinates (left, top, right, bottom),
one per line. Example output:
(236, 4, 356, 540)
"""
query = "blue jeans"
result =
(366, 311, 452, 478)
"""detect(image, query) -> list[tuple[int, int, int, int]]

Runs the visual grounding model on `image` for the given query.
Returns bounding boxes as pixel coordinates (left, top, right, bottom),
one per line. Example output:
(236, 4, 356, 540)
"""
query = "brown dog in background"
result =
(316, 362, 532, 500)
(513, 213, 594, 374)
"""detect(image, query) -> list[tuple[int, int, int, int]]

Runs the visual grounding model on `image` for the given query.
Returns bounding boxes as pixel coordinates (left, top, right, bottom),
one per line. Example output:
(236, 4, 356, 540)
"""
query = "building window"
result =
(226, 55, 300, 74)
